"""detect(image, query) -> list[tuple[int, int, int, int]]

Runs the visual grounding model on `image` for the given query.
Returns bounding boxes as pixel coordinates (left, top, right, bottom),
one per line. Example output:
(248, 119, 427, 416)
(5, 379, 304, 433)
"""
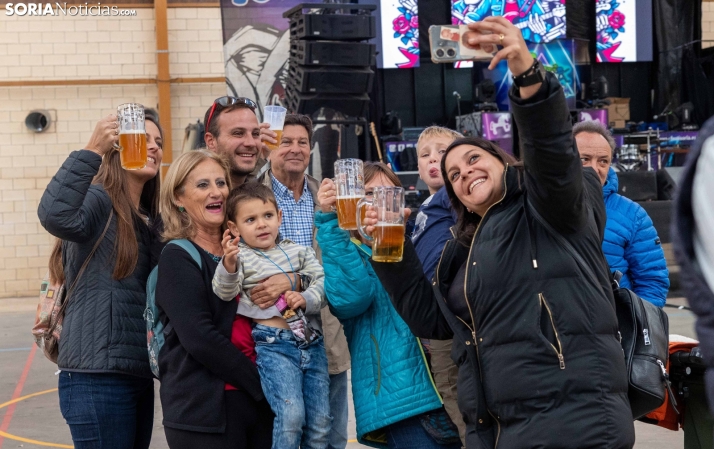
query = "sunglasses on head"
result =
(205, 96, 258, 132)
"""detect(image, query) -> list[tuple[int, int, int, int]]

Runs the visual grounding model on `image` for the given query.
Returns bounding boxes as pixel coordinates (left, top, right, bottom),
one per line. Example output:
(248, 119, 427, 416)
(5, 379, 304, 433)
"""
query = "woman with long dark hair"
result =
(365, 18, 635, 448)
(38, 110, 164, 449)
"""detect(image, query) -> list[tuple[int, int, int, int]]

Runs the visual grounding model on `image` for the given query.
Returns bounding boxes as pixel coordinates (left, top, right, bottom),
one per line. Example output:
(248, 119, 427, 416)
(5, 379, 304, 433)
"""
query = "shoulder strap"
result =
(50, 209, 114, 333)
(168, 239, 202, 269)
(350, 237, 372, 257)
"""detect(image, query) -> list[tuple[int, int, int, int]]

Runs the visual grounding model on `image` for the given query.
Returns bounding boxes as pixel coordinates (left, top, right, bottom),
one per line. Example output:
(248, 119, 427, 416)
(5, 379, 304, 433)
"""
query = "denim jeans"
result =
(387, 415, 462, 449)
(252, 324, 332, 449)
(58, 371, 154, 449)
(327, 370, 349, 449)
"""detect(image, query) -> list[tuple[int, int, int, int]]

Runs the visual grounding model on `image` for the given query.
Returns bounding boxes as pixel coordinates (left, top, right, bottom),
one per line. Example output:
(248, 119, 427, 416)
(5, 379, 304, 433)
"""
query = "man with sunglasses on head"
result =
(204, 96, 275, 187)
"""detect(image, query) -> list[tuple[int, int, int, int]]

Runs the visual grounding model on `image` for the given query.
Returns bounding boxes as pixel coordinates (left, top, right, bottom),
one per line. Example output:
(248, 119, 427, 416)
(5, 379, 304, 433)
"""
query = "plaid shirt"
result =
(271, 174, 314, 247)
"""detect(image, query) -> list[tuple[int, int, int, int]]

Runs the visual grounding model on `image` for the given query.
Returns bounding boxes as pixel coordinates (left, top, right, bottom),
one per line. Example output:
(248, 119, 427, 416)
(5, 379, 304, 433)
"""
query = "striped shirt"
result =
(212, 239, 325, 320)
(271, 174, 315, 247)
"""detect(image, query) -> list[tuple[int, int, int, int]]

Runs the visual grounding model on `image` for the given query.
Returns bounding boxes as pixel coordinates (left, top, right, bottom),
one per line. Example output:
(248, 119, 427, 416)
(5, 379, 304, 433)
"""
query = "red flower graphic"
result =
(393, 15, 410, 34)
(609, 11, 625, 29)
(410, 15, 419, 30)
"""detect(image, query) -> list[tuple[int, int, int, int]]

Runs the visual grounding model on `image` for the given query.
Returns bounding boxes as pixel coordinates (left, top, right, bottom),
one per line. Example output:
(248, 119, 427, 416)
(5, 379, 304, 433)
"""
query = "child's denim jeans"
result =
(252, 323, 332, 449)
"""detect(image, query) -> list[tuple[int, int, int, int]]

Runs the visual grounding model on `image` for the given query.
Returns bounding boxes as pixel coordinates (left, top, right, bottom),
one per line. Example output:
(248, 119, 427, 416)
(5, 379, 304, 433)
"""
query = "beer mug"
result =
(334, 159, 365, 230)
(357, 186, 405, 263)
(117, 103, 147, 170)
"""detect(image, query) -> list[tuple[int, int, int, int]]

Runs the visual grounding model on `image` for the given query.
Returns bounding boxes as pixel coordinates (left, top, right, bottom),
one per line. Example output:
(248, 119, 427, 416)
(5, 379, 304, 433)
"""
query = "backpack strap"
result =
(166, 239, 202, 269)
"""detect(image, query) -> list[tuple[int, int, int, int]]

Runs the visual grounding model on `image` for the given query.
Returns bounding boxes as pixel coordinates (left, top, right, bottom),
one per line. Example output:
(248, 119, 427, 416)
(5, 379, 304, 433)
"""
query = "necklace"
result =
(254, 245, 296, 290)
(200, 247, 222, 263)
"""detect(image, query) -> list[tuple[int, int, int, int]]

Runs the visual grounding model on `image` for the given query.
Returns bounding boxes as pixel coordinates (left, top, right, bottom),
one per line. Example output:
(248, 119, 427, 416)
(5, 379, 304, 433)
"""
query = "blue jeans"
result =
(387, 415, 462, 449)
(328, 371, 349, 449)
(58, 371, 154, 449)
(252, 324, 332, 449)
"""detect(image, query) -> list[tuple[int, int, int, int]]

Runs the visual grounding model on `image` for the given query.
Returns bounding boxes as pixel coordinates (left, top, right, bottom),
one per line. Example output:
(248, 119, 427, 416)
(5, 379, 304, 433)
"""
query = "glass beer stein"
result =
(117, 103, 147, 170)
(357, 186, 406, 263)
(334, 159, 365, 230)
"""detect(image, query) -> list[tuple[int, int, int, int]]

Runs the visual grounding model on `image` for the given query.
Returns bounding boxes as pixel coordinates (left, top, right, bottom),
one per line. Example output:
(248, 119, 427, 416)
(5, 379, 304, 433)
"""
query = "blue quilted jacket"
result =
(314, 212, 442, 447)
(602, 168, 669, 307)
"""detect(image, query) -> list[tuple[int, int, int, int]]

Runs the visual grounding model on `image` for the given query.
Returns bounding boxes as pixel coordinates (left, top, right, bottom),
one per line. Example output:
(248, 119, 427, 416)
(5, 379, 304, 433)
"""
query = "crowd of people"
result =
(39, 17, 701, 449)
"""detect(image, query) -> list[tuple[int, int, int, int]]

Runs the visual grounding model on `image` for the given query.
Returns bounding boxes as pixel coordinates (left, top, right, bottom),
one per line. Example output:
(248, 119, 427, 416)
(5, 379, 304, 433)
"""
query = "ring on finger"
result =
(499, 34, 504, 45)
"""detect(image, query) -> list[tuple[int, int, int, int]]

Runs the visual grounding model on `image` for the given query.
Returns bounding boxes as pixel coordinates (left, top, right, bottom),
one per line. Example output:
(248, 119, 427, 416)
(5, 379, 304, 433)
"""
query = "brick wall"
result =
(704, 1, 714, 49)
(0, 7, 226, 297)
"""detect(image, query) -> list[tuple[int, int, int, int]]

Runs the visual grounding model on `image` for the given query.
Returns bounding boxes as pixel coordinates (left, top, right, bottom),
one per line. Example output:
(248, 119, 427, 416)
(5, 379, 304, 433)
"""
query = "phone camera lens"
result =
(446, 48, 456, 57)
(435, 48, 445, 58)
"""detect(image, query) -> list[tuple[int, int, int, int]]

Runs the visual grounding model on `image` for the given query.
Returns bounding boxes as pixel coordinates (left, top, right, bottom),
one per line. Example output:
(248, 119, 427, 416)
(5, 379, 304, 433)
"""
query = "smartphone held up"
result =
(428, 24, 497, 64)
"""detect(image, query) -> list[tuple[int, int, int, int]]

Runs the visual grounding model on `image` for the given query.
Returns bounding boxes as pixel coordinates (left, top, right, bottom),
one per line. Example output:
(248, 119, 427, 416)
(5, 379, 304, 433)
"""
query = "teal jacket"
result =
(315, 211, 442, 447)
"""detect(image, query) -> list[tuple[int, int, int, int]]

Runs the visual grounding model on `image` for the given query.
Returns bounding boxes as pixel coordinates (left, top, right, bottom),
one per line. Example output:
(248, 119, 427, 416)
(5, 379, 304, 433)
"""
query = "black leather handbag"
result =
(528, 202, 676, 420)
(612, 272, 677, 419)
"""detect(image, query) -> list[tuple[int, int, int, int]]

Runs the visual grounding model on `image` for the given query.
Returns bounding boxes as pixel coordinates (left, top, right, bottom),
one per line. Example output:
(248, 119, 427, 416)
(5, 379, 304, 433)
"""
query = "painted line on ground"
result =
(0, 347, 32, 353)
(0, 344, 36, 449)
(0, 388, 73, 448)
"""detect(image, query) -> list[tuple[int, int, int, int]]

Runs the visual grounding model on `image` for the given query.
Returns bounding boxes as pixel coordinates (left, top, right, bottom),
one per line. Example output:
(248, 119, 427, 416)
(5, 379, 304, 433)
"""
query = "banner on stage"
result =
(220, 0, 304, 117)
(595, 0, 653, 63)
(451, 0, 567, 44)
(378, 0, 419, 68)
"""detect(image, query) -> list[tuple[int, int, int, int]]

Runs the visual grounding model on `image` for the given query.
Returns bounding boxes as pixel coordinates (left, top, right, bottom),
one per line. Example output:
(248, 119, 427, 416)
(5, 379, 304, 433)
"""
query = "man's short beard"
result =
(231, 159, 257, 176)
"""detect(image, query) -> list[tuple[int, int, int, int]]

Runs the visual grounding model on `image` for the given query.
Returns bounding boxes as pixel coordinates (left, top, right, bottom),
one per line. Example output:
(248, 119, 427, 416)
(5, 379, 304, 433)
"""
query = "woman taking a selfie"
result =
(367, 18, 635, 449)
(38, 110, 163, 449)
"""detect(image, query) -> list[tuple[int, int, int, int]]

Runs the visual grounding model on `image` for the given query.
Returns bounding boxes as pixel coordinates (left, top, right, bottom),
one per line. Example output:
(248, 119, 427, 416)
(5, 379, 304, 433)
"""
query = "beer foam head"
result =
(336, 195, 363, 199)
(119, 129, 145, 135)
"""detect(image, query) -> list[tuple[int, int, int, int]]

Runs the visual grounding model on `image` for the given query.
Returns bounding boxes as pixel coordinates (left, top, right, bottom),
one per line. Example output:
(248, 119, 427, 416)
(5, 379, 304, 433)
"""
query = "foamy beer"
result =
(263, 105, 287, 151)
(334, 159, 365, 230)
(117, 103, 147, 170)
(357, 186, 406, 262)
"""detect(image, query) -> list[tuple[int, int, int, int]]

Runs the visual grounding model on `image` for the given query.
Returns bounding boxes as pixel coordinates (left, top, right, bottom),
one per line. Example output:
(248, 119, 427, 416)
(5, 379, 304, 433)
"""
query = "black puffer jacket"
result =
(371, 74, 634, 448)
(38, 150, 156, 378)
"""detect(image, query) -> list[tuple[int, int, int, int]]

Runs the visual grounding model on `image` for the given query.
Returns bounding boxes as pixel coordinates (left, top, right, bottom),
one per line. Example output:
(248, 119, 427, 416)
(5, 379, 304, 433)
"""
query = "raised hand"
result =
(284, 291, 306, 311)
(462, 17, 540, 98)
(85, 114, 119, 157)
(317, 178, 337, 213)
(221, 229, 240, 273)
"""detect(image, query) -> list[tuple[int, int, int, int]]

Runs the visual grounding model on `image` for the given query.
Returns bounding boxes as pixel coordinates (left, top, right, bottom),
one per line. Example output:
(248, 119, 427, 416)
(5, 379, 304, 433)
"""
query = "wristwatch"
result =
(512, 59, 546, 88)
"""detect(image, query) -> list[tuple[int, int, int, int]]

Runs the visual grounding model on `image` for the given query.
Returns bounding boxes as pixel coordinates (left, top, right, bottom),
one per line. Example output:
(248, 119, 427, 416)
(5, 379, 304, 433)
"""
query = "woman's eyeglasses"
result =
(205, 96, 258, 132)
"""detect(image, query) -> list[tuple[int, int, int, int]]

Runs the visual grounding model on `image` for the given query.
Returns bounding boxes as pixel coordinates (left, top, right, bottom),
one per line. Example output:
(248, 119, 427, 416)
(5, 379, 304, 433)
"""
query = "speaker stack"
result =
(283, 3, 377, 118)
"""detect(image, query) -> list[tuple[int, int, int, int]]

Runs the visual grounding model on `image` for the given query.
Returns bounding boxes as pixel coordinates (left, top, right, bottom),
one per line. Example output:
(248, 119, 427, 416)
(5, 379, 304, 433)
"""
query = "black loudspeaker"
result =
(284, 3, 376, 119)
(291, 41, 375, 66)
(289, 65, 374, 94)
(285, 91, 370, 118)
(289, 13, 376, 40)
(637, 200, 673, 244)
(286, 3, 376, 40)
(617, 171, 658, 202)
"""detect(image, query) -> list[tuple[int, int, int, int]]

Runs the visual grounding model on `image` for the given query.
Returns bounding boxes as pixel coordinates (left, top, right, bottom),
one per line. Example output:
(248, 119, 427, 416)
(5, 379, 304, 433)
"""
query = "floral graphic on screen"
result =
(595, 0, 625, 62)
(451, 0, 566, 44)
(391, 0, 419, 68)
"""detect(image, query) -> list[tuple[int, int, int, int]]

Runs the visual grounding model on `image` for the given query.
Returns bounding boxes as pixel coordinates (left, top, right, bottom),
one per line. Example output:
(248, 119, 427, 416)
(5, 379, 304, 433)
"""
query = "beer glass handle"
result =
(356, 197, 373, 242)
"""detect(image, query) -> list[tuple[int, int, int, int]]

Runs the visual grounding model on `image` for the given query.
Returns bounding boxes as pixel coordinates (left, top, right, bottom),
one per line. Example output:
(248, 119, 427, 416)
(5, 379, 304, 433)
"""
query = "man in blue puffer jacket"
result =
(574, 121, 669, 307)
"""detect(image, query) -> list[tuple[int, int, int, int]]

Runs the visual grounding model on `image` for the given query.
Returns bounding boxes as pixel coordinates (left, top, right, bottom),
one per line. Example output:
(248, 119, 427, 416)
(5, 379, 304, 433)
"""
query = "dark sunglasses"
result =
(205, 96, 258, 132)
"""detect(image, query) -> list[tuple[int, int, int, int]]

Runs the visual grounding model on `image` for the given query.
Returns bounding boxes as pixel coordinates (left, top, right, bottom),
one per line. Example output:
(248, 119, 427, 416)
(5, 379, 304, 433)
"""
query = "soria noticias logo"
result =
(5, 2, 137, 16)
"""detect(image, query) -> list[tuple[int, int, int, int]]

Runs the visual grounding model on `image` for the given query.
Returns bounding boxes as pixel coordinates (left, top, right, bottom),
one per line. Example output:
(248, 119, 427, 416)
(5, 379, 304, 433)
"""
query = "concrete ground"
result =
(0, 296, 699, 449)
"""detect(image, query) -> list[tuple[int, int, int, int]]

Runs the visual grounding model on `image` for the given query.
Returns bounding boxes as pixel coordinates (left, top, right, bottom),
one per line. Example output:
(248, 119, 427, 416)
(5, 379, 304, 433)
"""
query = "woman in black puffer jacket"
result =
(367, 18, 634, 449)
(38, 111, 164, 449)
